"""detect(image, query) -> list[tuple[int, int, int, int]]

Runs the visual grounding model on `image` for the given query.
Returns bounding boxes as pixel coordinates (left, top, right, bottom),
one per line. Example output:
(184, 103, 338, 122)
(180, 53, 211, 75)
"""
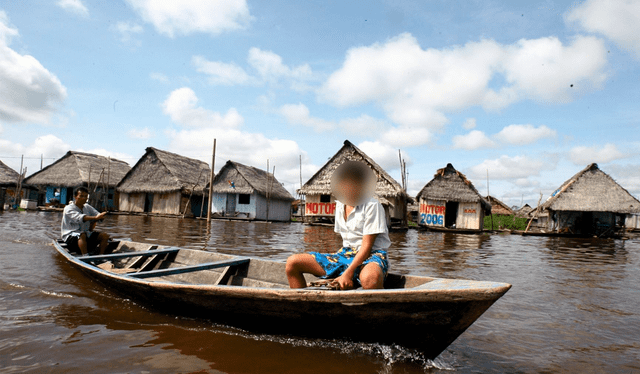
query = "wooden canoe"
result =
(53, 239, 511, 359)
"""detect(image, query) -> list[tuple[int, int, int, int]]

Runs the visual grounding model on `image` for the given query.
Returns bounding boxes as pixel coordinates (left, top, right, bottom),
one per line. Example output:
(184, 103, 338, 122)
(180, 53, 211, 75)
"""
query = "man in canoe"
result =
(60, 186, 110, 256)
(286, 161, 390, 290)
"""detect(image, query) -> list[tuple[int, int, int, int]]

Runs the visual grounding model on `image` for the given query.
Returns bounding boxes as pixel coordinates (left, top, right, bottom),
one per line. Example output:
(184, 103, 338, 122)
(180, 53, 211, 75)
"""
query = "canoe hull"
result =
(55, 240, 510, 359)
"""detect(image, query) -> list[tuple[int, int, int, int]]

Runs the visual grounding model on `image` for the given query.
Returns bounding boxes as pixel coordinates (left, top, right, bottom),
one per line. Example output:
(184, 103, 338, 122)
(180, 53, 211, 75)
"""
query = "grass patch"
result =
(484, 214, 528, 231)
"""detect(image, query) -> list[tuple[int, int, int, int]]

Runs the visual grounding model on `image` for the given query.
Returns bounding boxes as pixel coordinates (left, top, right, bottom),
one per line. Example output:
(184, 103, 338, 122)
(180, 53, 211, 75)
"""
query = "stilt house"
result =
(416, 163, 491, 230)
(298, 140, 408, 226)
(540, 163, 640, 236)
(515, 204, 533, 218)
(22, 151, 130, 210)
(209, 160, 295, 222)
(486, 195, 514, 216)
(0, 159, 20, 210)
(117, 147, 210, 217)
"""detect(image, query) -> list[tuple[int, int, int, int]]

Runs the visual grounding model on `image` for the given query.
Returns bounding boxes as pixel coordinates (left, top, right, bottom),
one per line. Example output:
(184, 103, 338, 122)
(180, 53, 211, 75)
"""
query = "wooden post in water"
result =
(207, 139, 216, 222)
(299, 155, 304, 222)
(16, 155, 24, 208)
(266, 165, 274, 222)
(107, 157, 111, 211)
(487, 169, 493, 231)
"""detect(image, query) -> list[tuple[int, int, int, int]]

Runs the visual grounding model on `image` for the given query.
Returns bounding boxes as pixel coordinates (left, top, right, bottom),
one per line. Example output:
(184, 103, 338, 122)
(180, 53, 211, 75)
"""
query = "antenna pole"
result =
(207, 138, 216, 222)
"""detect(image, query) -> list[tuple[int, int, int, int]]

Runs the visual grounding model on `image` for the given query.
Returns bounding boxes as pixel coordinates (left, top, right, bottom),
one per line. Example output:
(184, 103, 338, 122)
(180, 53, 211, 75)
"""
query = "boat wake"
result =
(208, 324, 455, 371)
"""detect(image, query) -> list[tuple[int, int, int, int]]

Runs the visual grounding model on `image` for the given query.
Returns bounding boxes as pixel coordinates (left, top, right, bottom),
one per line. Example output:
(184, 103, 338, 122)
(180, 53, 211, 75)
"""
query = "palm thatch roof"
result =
(23, 151, 130, 188)
(416, 163, 491, 213)
(117, 147, 210, 196)
(0, 159, 20, 187)
(298, 140, 406, 199)
(515, 204, 533, 218)
(541, 163, 640, 213)
(486, 195, 514, 215)
(211, 160, 295, 201)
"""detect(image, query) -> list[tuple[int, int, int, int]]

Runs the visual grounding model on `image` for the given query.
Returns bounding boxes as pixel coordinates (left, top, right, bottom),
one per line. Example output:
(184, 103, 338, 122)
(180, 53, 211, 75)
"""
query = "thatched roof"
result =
(515, 204, 533, 218)
(23, 151, 130, 188)
(298, 140, 406, 199)
(486, 195, 514, 215)
(541, 163, 640, 213)
(416, 163, 491, 213)
(211, 160, 295, 201)
(117, 147, 210, 196)
(0, 159, 20, 187)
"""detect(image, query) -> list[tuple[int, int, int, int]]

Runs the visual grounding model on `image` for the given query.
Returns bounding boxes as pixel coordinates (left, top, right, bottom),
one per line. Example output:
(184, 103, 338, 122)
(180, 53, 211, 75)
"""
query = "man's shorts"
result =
(65, 231, 101, 255)
(310, 247, 389, 285)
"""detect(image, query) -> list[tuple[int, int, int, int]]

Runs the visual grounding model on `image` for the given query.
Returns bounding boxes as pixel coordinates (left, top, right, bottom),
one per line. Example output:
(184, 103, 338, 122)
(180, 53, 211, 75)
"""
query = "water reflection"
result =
(2, 211, 640, 373)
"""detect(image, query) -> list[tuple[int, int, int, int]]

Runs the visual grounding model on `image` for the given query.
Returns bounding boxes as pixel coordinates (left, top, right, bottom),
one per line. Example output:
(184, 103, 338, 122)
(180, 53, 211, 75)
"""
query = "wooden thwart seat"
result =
(127, 257, 251, 279)
(77, 248, 180, 262)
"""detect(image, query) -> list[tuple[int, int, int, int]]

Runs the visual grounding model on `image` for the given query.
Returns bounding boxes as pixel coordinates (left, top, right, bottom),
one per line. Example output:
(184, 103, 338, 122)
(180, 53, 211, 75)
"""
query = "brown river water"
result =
(1, 211, 639, 373)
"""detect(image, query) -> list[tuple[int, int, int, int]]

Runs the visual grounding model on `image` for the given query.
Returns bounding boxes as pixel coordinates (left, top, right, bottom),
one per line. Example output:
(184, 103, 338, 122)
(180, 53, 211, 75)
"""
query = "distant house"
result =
(117, 147, 210, 217)
(416, 163, 491, 231)
(210, 160, 295, 222)
(298, 140, 408, 227)
(0, 159, 20, 210)
(23, 151, 130, 210)
(486, 195, 514, 216)
(540, 163, 640, 236)
(514, 204, 533, 218)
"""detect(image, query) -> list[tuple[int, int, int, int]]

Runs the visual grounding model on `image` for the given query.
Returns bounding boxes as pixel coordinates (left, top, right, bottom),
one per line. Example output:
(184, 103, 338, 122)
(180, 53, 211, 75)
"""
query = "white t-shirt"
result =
(61, 201, 100, 241)
(334, 198, 391, 250)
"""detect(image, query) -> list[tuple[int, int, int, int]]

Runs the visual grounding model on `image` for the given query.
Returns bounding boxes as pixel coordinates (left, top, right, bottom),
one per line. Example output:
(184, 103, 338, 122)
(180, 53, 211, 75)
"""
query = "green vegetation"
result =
(484, 214, 528, 231)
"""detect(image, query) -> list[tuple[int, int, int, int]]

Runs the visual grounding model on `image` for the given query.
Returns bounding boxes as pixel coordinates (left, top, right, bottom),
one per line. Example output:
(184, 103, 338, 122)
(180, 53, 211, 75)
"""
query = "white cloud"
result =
(125, 0, 252, 38)
(279, 103, 389, 135)
(149, 72, 169, 83)
(381, 126, 432, 147)
(569, 143, 626, 165)
(111, 21, 143, 44)
(452, 130, 496, 150)
(27, 135, 70, 158)
(339, 115, 387, 137)
(127, 127, 154, 139)
(279, 103, 335, 132)
(162, 87, 243, 129)
(76, 148, 134, 164)
(607, 164, 640, 197)
(193, 48, 313, 90)
(319, 33, 608, 129)
(494, 124, 556, 145)
(0, 138, 24, 156)
(566, 0, 640, 59)
(162, 87, 313, 194)
(56, 0, 89, 17)
(499, 36, 608, 105)
(462, 118, 477, 130)
(0, 12, 67, 124)
(192, 55, 252, 85)
(248, 47, 312, 85)
(469, 155, 551, 180)
(357, 141, 411, 172)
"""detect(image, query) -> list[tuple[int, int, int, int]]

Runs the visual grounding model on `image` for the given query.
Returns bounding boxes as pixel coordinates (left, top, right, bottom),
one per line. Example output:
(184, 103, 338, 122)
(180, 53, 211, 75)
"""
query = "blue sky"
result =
(1, 0, 639, 207)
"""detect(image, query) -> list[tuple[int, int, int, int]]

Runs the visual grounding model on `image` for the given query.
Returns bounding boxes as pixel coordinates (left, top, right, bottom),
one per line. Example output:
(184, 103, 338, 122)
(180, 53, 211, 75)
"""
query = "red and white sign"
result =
(305, 202, 336, 216)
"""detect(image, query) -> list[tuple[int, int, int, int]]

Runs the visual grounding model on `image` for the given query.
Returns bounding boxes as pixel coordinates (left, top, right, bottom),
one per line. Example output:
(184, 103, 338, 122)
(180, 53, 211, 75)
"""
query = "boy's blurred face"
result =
(337, 178, 362, 207)
(331, 161, 376, 207)
(75, 191, 89, 206)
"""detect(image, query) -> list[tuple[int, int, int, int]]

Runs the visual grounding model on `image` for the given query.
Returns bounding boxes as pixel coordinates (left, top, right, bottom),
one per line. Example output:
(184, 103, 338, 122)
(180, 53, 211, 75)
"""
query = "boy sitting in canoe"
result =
(60, 186, 111, 256)
(286, 161, 390, 290)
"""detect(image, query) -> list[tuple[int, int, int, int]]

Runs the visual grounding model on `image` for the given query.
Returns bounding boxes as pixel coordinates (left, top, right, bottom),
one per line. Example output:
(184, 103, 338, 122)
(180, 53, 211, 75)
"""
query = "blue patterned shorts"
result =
(310, 247, 389, 284)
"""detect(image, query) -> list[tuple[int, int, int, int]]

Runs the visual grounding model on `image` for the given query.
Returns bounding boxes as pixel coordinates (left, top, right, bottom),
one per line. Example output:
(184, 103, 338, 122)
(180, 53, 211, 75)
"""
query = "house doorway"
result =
(144, 193, 153, 213)
(226, 193, 236, 215)
(445, 201, 459, 228)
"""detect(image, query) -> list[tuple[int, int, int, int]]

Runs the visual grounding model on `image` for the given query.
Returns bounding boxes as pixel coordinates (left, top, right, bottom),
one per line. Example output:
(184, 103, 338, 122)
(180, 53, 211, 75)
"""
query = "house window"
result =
(238, 194, 250, 204)
(320, 194, 331, 203)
